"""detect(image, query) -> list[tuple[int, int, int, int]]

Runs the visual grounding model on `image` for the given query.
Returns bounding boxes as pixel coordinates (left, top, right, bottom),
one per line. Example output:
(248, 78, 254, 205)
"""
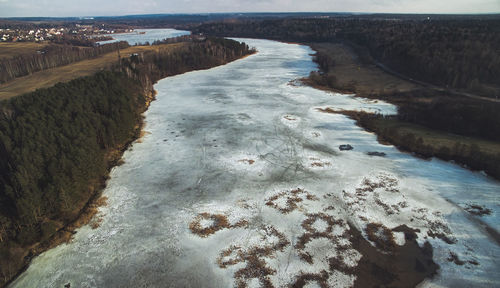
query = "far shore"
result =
(301, 41, 500, 181)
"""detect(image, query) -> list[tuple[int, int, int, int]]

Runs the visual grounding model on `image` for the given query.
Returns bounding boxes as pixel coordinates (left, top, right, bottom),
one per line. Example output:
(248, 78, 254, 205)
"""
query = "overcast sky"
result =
(1, 0, 499, 17)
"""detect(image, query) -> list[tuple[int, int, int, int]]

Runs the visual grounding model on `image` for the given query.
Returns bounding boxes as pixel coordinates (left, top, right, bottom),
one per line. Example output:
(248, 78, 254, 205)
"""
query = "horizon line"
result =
(2, 11, 500, 20)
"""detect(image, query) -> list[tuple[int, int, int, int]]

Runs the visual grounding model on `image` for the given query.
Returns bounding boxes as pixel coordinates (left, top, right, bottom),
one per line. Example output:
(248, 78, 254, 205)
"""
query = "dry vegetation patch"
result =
(265, 188, 318, 214)
(308, 43, 417, 97)
(464, 204, 492, 216)
(309, 157, 331, 168)
(0, 43, 185, 99)
(291, 271, 329, 288)
(0, 42, 48, 60)
(296, 214, 352, 264)
(365, 223, 397, 252)
(190, 213, 232, 237)
(216, 226, 290, 288)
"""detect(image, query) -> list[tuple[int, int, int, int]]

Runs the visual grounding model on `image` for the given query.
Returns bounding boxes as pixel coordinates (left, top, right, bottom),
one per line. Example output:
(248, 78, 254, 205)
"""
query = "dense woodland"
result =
(0, 41, 129, 83)
(194, 17, 500, 179)
(193, 17, 500, 98)
(352, 112, 500, 179)
(0, 37, 254, 286)
(387, 90, 500, 142)
(306, 47, 500, 142)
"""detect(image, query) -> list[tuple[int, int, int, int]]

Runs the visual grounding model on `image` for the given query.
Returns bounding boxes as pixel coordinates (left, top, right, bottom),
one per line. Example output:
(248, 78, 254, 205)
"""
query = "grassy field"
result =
(309, 43, 500, 179)
(308, 43, 417, 96)
(0, 43, 185, 100)
(0, 42, 49, 60)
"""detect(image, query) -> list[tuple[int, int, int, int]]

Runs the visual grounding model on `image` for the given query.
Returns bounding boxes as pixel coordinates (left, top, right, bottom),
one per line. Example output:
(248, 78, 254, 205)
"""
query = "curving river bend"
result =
(10, 37, 500, 288)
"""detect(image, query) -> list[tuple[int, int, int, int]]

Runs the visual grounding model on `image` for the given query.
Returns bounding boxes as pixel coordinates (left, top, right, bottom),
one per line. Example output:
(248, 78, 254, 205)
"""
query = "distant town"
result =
(0, 24, 131, 42)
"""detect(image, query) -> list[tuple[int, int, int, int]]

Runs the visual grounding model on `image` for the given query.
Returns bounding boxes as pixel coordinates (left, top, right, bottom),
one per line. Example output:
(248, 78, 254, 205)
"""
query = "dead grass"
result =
(189, 212, 249, 238)
(265, 188, 317, 214)
(216, 225, 289, 288)
(136, 130, 152, 143)
(309, 43, 417, 97)
(426, 230, 456, 244)
(0, 42, 48, 60)
(310, 161, 331, 167)
(365, 223, 397, 252)
(290, 271, 329, 288)
(354, 174, 399, 198)
(189, 213, 232, 237)
(217, 245, 244, 268)
(71, 196, 108, 230)
(238, 159, 255, 165)
(295, 214, 351, 264)
(301, 213, 339, 234)
(0, 43, 185, 100)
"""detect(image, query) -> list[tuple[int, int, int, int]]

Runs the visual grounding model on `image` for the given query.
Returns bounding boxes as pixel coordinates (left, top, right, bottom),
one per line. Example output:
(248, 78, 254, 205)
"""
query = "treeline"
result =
(193, 17, 500, 97)
(0, 37, 254, 286)
(121, 37, 254, 94)
(0, 41, 129, 83)
(386, 90, 500, 142)
(0, 72, 144, 284)
(351, 112, 500, 179)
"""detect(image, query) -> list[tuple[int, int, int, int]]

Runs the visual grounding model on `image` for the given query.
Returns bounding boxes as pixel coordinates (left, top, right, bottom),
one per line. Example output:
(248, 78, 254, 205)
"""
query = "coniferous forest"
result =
(193, 17, 500, 98)
(0, 41, 130, 83)
(0, 37, 254, 285)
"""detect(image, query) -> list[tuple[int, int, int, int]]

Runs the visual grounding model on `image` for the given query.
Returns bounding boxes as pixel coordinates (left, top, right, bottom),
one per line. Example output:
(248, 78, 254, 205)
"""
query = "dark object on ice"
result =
(464, 204, 492, 216)
(339, 144, 354, 151)
(367, 151, 387, 157)
(64, 283, 71, 288)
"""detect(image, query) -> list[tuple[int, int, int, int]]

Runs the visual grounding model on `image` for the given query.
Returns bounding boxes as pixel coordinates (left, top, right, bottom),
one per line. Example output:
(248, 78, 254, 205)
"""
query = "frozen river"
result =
(97, 28, 190, 45)
(10, 38, 500, 287)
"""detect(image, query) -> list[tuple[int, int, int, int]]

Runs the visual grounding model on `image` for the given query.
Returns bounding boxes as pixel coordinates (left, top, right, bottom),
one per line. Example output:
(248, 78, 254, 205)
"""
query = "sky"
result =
(0, 0, 499, 17)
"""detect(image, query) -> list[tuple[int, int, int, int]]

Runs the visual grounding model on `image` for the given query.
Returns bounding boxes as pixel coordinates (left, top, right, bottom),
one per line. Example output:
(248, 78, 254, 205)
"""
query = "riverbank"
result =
(2, 88, 155, 288)
(0, 37, 255, 287)
(8, 37, 500, 288)
(0, 43, 184, 100)
(305, 42, 500, 181)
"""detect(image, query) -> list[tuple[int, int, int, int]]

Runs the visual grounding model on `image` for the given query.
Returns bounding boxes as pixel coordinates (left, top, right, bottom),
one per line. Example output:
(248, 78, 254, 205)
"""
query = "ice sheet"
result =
(10, 38, 500, 288)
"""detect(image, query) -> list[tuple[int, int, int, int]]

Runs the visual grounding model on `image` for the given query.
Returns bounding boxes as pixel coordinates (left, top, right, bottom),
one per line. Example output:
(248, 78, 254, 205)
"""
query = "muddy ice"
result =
(10, 39, 500, 288)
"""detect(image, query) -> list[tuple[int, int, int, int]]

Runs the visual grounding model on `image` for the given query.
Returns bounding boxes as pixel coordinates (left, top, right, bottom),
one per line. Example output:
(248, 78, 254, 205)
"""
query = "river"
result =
(10, 35, 500, 288)
(97, 28, 190, 45)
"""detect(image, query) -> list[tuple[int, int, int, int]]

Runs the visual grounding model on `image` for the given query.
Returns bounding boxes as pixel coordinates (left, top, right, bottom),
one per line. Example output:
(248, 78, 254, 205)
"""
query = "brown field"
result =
(0, 43, 185, 100)
(309, 43, 417, 96)
(310, 43, 500, 179)
(0, 42, 48, 60)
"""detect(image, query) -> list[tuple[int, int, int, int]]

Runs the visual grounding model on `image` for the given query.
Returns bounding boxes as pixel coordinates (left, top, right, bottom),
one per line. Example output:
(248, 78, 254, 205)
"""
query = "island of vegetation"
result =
(0, 35, 254, 286)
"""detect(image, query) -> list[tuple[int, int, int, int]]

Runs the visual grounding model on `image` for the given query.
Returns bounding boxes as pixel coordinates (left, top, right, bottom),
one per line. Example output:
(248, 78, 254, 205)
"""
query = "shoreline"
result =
(2, 44, 256, 287)
(303, 42, 500, 182)
(3, 88, 156, 288)
(296, 43, 441, 287)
